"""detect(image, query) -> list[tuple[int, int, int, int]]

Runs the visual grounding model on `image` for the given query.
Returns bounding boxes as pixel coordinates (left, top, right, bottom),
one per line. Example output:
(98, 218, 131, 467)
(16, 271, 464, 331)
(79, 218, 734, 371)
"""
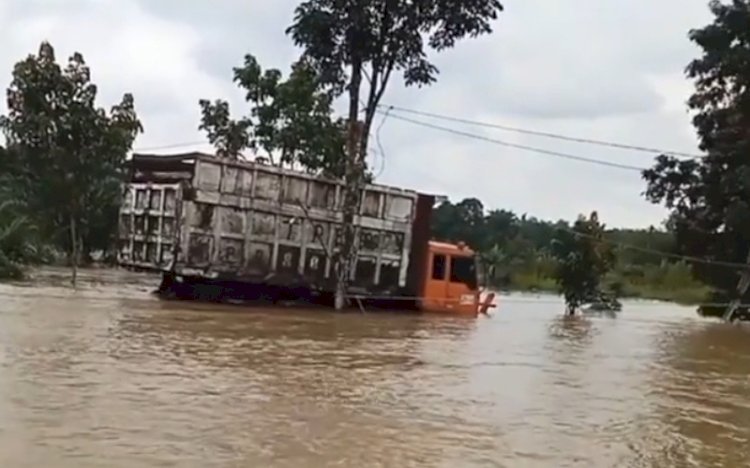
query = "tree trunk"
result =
(70, 216, 78, 287)
(334, 277, 347, 310)
(334, 56, 364, 311)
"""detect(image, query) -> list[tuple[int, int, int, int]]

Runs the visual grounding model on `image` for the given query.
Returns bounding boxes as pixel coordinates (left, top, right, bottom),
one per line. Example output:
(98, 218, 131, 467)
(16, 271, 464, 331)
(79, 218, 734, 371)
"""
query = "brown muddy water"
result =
(0, 268, 749, 467)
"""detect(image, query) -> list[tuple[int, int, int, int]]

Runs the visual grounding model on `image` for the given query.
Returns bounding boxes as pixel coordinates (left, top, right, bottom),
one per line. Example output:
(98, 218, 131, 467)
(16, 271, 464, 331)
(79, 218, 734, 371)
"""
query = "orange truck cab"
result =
(420, 241, 496, 316)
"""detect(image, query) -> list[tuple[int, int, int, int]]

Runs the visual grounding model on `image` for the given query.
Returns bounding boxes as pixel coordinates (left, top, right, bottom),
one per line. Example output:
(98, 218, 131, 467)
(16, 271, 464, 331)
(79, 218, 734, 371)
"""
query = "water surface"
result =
(0, 268, 748, 467)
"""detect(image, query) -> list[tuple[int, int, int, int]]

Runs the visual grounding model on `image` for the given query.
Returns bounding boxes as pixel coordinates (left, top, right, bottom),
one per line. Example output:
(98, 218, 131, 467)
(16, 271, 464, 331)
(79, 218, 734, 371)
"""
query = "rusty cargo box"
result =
(118, 152, 430, 296)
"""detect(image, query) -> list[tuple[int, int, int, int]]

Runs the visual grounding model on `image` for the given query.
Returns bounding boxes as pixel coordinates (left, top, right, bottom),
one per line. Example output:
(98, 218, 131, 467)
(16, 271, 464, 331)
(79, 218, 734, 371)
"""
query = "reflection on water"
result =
(0, 269, 749, 467)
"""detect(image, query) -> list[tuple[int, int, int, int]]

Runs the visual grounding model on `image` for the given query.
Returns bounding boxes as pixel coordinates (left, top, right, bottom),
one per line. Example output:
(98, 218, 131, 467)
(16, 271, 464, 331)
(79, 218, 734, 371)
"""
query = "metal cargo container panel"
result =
(118, 182, 182, 270)
(118, 153, 420, 295)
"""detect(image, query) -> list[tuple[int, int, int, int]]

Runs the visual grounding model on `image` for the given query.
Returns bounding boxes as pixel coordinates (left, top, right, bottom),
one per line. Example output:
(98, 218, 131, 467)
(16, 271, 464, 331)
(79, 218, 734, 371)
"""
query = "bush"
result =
(0, 199, 43, 280)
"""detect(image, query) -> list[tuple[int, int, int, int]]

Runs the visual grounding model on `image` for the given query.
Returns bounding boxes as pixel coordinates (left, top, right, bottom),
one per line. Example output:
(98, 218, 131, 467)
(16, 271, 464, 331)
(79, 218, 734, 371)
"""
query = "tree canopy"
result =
(287, 0, 504, 173)
(199, 55, 347, 176)
(287, 0, 504, 308)
(0, 188, 43, 280)
(642, 0, 750, 313)
(550, 212, 617, 314)
(0, 42, 141, 282)
(198, 99, 252, 160)
(431, 198, 708, 305)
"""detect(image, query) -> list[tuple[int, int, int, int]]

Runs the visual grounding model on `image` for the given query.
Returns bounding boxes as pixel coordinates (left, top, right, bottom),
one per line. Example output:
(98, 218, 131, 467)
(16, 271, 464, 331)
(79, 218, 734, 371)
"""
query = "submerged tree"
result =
(0, 42, 142, 284)
(642, 0, 750, 320)
(199, 55, 347, 175)
(287, 0, 505, 309)
(551, 212, 616, 315)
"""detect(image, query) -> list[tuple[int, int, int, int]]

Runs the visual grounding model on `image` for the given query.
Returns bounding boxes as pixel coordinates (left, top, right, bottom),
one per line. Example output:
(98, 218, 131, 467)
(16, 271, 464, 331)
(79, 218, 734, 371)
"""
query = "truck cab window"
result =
(432, 254, 446, 280)
(450, 256, 478, 289)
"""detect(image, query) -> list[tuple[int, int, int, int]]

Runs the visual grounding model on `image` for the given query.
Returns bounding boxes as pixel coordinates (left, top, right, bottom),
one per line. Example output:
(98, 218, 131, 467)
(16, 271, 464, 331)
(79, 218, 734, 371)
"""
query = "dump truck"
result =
(117, 152, 494, 315)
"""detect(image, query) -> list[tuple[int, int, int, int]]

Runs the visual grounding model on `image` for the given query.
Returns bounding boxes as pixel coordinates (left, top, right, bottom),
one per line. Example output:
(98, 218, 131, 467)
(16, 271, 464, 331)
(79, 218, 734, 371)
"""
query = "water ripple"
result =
(1, 270, 749, 467)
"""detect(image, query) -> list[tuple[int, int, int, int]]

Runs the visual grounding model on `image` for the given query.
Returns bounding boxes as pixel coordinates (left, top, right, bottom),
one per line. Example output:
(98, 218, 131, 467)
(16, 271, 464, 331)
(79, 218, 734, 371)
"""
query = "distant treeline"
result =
(430, 198, 710, 304)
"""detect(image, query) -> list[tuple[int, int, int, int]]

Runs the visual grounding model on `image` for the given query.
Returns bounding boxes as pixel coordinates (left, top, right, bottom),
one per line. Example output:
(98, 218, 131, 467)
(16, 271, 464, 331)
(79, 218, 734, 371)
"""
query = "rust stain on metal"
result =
(220, 208, 244, 235)
(305, 221, 329, 247)
(362, 191, 380, 217)
(164, 189, 177, 214)
(163, 218, 175, 238)
(279, 216, 302, 243)
(219, 238, 244, 267)
(309, 181, 336, 209)
(246, 243, 272, 274)
(255, 172, 281, 201)
(135, 189, 147, 210)
(221, 166, 242, 195)
(282, 177, 308, 205)
(149, 191, 162, 211)
(277, 245, 301, 276)
(119, 153, 422, 294)
(193, 204, 214, 231)
(381, 232, 404, 255)
(252, 213, 276, 239)
(188, 234, 212, 266)
(196, 161, 221, 192)
(360, 229, 380, 252)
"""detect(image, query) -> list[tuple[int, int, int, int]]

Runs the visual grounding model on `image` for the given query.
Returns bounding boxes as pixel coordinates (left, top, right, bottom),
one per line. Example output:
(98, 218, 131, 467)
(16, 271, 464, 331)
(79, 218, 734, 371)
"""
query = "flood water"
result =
(1, 269, 749, 467)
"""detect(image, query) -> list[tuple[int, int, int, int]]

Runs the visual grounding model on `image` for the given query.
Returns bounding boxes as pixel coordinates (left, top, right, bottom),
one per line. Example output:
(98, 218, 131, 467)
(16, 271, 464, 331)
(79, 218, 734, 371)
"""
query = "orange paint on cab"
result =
(421, 241, 484, 316)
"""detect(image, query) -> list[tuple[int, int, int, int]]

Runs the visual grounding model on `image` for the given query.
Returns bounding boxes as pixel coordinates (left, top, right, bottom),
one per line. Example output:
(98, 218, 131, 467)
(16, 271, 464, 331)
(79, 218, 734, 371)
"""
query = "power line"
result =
(131, 102, 701, 160)
(377, 110, 648, 172)
(373, 108, 744, 270)
(372, 110, 748, 272)
(561, 226, 750, 270)
(379, 104, 704, 160)
(370, 109, 744, 271)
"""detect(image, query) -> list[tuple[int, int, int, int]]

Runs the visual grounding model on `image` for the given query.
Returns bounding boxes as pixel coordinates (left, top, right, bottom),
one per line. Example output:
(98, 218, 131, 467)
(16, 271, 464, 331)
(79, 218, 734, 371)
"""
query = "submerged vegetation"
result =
(430, 198, 711, 305)
(1, 1, 748, 321)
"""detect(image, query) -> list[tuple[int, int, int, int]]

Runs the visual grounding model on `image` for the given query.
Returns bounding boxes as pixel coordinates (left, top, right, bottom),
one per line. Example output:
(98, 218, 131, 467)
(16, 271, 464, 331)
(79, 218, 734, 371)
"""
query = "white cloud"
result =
(0, 0, 241, 150)
(0, 0, 717, 228)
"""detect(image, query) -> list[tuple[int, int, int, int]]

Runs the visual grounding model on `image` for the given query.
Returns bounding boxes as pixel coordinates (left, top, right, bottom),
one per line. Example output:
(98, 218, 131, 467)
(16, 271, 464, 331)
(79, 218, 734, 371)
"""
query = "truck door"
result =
(446, 255, 479, 314)
(423, 251, 449, 311)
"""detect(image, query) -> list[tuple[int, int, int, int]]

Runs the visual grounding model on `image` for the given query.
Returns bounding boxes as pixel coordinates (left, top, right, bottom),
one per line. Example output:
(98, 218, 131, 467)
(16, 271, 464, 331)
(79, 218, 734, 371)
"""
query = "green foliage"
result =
(287, 0, 503, 308)
(431, 198, 710, 305)
(199, 55, 348, 176)
(287, 0, 505, 170)
(236, 56, 348, 176)
(198, 99, 252, 159)
(287, 0, 504, 91)
(605, 263, 711, 305)
(642, 0, 750, 307)
(0, 189, 46, 280)
(432, 198, 487, 248)
(0, 42, 142, 280)
(550, 212, 616, 314)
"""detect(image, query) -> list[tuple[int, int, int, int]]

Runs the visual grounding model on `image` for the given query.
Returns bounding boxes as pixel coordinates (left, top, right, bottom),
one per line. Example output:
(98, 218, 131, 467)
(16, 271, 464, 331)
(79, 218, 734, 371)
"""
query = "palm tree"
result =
(479, 245, 508, 288)
(0, 199, 38, 279)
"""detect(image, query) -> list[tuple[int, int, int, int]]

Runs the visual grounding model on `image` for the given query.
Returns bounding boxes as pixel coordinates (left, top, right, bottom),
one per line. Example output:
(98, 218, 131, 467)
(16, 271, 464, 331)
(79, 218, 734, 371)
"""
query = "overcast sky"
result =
(0, 0, 714, 228)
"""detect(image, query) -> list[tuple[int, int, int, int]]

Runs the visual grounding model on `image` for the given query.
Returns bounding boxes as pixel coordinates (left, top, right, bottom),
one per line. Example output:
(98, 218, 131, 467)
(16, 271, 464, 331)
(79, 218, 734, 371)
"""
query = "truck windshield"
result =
(450, 256, 478, 289)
